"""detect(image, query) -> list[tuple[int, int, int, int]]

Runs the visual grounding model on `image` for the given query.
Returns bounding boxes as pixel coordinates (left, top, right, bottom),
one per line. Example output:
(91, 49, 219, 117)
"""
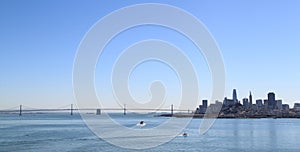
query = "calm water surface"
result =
(0, 113, 300, 152)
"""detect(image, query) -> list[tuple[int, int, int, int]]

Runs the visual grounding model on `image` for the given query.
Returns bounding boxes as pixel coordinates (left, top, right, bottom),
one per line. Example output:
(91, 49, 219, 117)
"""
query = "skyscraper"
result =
(243, 98, 249, 107)
(233, 89, 238, 103)
(264, 99, 269, 110)
(249, 91, 253, 107)
(268, 92, 275, 102)
(256, 99, 263, 109)
(195, 100, 208, 114)
(276, 100, 282, 110)
(202, 100, 208, 109)
(268, 92, 276, 110)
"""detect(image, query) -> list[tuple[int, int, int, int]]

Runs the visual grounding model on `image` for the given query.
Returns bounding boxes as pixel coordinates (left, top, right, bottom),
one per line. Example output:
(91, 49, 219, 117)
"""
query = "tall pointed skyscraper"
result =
(233, 89, 238, 103)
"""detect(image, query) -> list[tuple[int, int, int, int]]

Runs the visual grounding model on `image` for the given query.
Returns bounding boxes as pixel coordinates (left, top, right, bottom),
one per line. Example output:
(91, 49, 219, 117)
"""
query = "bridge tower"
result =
(19, 105, 22, 116)
(71, 104, 73, 115)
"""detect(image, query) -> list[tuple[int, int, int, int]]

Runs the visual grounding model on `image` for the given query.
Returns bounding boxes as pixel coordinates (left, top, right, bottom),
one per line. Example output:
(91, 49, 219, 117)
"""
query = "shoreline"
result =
(159, 113, 300, 119)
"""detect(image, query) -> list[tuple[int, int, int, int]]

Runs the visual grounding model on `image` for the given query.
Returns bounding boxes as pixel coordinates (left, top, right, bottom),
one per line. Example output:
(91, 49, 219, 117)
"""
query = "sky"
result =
(0, 0, 300, 110)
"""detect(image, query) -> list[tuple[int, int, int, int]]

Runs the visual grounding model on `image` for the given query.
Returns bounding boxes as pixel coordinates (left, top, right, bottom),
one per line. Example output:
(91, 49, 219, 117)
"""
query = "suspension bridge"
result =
(0, 104, 194, 116)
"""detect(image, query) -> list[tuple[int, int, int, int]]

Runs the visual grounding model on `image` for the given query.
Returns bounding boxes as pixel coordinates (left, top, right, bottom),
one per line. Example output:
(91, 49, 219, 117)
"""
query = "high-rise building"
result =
(268, 92, 276, 110)
(209, 100, 223, 113)
(294, 103, 300, 111)
(249, 91, 253, 107)
(203, 100, 208, 108)
(195, 100, 209, 114)
(233, 89, 238, 103)
(224, 97, 234, 106)
(264, 99, 269, 110)
(256, 99, 263, 109)
(282, 104, 290, 112)
(276, 100, 282, 110)
(243, 98, 249, 107)
(223, 97, 227, 105)
(268, 92, 275, 101)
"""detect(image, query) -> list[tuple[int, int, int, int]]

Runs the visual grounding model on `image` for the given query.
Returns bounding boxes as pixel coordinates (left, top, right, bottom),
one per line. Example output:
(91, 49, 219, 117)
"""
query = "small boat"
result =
(136, 121, 146, 127)
(182, 133, 188, 137)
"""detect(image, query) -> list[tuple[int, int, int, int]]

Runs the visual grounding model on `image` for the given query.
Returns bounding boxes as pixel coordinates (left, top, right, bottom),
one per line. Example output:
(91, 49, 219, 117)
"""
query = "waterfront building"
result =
(294, 103, 300, 111)
(216, 100, 223, 107)
(242, 98, 249, 108)
(256, 99, 263, 109)
(224, 97, 234, 106)
(282, 104, 290, 112)
(195, 106, 200, 114)
(209, 100, 223, 113)
(264, 99, 269, 110)
(224, 89, 239, 106)
(200, 100, 208, 114)
(195, 100, 208, 114)
(276, 100, 282, 110)
(223, 97, 227, 105)
(203, 100, 208, 109)
(252, 104, 257, 110)
(207, 102, 220, 114)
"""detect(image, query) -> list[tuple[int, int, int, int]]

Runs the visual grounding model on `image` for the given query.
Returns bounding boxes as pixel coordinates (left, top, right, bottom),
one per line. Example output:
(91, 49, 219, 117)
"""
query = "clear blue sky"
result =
(1, 0, 300, 109)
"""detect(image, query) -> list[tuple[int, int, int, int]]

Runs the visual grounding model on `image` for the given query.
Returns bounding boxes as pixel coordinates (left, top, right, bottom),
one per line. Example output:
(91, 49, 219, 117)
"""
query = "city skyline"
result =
(1, 89, 299, 110)
(1, 0, 300, 109)
(194, 89, 300, 118)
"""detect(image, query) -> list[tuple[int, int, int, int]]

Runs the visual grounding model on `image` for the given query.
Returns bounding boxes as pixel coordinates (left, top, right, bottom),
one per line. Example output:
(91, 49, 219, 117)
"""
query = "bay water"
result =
(1, 113, 299, 152)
